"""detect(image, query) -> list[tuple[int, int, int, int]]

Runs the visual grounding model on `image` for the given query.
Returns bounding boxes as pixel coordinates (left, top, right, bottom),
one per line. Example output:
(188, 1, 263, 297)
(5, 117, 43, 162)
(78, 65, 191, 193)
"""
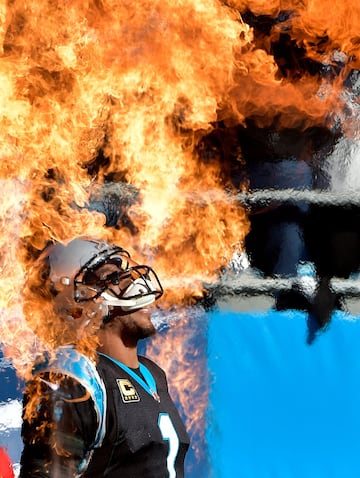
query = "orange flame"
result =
(0, 1, 357, 468)
(0, 0, 253, 376)
(147, 308, 209, 467)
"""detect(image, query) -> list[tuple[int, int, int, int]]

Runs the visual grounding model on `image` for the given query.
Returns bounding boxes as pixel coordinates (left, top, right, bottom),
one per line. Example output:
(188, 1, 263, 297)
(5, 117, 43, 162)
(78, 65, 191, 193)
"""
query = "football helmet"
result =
(32, 237, 163, 323)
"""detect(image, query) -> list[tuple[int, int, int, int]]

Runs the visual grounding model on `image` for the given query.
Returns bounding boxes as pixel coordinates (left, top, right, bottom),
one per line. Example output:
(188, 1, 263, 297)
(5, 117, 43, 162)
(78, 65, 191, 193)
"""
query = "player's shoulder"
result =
(138, 355, 163, 370)
(138, 355, 167, 380)
(33, 346, 99, 383)
(30, 346, 106, 408)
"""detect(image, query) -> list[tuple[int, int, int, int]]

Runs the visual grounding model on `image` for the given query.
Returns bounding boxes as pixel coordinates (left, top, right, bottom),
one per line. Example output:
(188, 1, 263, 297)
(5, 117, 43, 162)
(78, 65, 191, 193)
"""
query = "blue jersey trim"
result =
(98, 352, 159, 401)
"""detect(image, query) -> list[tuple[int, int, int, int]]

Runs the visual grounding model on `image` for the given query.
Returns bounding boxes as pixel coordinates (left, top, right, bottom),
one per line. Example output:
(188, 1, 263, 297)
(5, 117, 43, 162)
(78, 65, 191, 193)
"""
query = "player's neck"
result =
(97, 326, 139, 368)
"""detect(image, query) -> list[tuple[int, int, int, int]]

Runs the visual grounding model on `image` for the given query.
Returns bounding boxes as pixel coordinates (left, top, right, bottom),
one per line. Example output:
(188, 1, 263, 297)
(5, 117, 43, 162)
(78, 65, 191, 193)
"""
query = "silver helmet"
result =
(33, 237, 163, 322)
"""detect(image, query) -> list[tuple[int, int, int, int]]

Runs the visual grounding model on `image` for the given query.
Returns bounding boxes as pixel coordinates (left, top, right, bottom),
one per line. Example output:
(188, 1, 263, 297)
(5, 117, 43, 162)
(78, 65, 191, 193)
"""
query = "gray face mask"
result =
(100, 277, 157, 311)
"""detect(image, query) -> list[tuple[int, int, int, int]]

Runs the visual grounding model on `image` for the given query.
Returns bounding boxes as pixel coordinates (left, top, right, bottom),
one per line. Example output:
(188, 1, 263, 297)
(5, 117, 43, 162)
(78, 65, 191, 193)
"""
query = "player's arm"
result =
(19, 374, 97, 478)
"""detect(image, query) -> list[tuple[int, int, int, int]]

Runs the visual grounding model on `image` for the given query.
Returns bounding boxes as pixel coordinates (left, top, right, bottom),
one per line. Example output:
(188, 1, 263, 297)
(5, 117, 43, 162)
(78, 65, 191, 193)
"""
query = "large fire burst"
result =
(0, 0, 358, 470)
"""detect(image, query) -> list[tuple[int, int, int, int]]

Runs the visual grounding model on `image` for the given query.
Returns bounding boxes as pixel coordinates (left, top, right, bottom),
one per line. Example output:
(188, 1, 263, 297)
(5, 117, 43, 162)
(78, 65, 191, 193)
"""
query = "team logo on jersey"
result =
(116, 379, 140, 403)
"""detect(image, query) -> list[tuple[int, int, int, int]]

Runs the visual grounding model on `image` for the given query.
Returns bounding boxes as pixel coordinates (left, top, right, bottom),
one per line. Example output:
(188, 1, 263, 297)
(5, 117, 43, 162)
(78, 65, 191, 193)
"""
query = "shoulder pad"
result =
(34, 346, 107, 449)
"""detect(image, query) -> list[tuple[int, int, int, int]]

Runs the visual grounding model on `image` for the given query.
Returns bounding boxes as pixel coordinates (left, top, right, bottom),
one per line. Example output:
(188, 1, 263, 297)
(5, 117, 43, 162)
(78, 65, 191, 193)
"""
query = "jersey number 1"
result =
(158, 413, 180, 478)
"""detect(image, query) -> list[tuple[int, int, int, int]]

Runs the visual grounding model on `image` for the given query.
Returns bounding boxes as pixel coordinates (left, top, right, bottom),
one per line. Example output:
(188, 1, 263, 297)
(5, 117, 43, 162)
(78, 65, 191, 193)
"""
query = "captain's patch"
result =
(116, 379, 140, 403)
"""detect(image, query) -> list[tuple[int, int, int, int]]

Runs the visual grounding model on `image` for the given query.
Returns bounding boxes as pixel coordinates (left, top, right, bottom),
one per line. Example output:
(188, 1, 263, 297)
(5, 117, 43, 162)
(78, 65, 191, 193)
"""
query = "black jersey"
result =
(20, 350, 190, 478)
(85, 354, 190, 477)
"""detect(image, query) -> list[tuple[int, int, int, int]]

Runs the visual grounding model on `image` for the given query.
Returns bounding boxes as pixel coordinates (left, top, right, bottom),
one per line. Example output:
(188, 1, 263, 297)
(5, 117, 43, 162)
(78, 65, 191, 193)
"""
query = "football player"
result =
(19, 237, 190, 477)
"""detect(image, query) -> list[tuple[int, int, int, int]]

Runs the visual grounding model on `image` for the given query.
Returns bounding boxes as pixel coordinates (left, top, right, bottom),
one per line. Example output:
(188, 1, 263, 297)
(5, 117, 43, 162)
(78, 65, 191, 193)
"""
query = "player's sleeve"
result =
(19, 373, 97, 478)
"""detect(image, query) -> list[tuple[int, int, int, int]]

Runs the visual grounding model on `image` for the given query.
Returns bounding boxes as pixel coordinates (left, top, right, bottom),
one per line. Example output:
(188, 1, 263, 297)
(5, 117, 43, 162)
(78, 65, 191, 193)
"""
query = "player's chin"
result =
(134, 309, 157, 336)
(138, 322, 156, 339)
(122, 307, 157, 338)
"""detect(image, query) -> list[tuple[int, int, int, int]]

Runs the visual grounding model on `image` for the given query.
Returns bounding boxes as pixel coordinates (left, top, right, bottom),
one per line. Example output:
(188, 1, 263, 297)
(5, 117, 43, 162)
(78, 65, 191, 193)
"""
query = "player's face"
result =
(93, 262, 157, 340)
